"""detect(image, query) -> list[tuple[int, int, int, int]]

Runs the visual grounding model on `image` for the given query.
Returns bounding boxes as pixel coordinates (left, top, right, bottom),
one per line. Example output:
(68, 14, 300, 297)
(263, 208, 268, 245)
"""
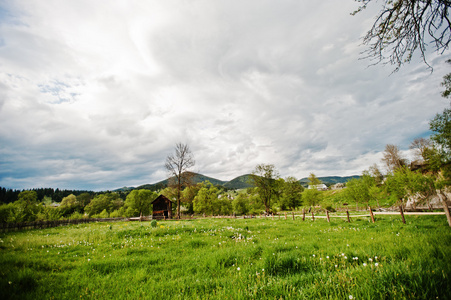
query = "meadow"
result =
(1, 215, 450, 299)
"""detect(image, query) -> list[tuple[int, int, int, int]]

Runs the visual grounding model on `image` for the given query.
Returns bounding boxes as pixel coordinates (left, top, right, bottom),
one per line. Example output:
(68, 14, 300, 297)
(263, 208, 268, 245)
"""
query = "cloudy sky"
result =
(0, 0, 449, 191)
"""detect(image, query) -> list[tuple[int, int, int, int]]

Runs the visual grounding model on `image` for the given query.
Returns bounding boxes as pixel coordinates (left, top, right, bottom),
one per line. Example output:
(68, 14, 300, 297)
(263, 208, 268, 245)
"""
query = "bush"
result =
(150, 220, 157, 227)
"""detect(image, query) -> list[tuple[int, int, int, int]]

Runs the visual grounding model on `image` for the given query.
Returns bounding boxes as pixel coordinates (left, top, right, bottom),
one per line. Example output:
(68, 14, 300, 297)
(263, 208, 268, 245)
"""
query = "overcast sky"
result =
(0, 0, 449, 191)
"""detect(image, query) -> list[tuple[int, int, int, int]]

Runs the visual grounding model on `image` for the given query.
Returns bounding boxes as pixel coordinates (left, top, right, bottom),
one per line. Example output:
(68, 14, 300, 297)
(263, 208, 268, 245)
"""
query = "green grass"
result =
(1, 216, 450, 299)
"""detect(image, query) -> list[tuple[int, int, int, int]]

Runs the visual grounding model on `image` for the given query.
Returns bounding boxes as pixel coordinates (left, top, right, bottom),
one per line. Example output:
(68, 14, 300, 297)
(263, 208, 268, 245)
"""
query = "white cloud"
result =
(0, 0, 449, 190)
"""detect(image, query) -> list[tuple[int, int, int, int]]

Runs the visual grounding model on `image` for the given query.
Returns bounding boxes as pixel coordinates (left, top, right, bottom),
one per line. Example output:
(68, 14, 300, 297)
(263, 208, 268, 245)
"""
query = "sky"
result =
(0, 0, 450, 191)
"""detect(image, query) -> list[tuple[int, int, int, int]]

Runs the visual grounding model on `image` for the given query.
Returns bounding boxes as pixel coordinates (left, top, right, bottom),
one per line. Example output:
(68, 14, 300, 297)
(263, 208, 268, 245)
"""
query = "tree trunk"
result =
(368, 206, 375, 223)
(437, 190, 451, 227)
(399, 205, 406, 224)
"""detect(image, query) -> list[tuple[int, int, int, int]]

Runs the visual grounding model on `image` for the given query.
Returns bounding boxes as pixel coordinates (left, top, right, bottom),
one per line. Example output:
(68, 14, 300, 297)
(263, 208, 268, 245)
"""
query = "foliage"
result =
(302, 188, 322, 207)
(279, 177, 304, 210)
(124, 189, 157, 217)
(307, 173, 322, 186)
(353, 0, 451, 71)
(441, 59, 451, 98)
(232, 193, 250, 215)
(84, 193, 123, 217)
(193, 181, 219, 215)
(430, 107, 451, 155)
(250, 164, 279, 214)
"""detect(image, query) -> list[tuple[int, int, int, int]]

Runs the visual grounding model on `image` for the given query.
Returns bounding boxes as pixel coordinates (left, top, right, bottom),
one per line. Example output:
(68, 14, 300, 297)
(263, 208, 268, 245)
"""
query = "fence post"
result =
(302, 209, 305, 221)
(326, 210, 330, 222)
(399, 205, 406, 224)
(285, 212, 287, 220)
(311, 211, 315, 221)
(292, 211, 295, 220)
(346, 210, 350, 223)
(369, 206, 375, 223)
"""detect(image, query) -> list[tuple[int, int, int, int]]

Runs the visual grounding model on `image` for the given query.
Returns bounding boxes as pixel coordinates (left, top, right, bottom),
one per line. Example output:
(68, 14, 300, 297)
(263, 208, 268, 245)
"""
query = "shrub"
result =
(150, 219, 157, 227)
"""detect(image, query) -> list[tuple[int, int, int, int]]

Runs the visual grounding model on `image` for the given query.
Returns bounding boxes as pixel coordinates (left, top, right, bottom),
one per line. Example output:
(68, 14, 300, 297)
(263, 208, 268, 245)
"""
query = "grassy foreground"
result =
(1, 215, 450, 299)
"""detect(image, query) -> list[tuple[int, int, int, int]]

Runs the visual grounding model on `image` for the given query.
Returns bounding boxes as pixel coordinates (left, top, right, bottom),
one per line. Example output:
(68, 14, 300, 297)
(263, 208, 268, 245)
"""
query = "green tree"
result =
(302, 188, 322, 207)
(280, 176, 304, 210)
(250, 164, 279, 214)
(307, 173, 322, 186)
(84, 193, 123, 217)
(353, 0, 451, 71)
(430, 107, 451, 154)
(232, 193, 250, 215)
(193, 181, 218, 215)
(441, 59, 451, 98)
(165, 143, 195, 219)
(124, 189, 157, 217)
(181, 183, 202, 214)
(59, 194, 82, 216)
(76, 193, 92, 207)
(11, 191, 40, 222)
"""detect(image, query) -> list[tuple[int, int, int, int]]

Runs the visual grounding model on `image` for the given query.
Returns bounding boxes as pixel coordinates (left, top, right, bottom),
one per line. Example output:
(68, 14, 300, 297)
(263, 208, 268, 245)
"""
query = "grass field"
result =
(1, 215, 450, 299)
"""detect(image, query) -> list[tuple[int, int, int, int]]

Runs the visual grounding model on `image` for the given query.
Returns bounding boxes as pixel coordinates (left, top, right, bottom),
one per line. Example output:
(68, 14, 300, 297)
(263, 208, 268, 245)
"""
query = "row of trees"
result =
(0, 189, 159, 223)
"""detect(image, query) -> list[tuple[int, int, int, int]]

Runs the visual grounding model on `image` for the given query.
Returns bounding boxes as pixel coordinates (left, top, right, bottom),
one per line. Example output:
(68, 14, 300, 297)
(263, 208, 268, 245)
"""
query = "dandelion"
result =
(349, 295, 354, 299)
(375, 263, 379, 267)
(326, 256, 329, 259)
(363, 263, 367, 267)
(88, 259, 91, 262)
(313, 254, 315, 257)
(368, 258, 373, 262)
(237, 267, 240, 271)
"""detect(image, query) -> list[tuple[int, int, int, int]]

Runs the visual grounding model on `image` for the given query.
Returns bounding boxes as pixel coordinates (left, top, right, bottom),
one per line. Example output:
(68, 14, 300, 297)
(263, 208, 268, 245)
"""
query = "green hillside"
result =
(223, 174, 254, 189)
(299, 175, 360, 187)
(116, 174, 359, 192)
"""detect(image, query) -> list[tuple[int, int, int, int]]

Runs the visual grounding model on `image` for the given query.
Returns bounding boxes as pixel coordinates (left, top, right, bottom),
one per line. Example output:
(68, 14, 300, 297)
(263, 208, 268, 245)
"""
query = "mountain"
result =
(135, 172, 227, 191)
(114, 173, 360, 192)
(299, 175, 360, 187)
(223, 174, 254, 189)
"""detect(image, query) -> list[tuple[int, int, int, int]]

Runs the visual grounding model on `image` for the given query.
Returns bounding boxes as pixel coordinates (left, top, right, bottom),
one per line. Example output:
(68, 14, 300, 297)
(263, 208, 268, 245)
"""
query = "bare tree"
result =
(410, 137, 432, 161)
(165, 143, 195, 219)
(381, 144, 408, 173)
(353, 0, 451, 71)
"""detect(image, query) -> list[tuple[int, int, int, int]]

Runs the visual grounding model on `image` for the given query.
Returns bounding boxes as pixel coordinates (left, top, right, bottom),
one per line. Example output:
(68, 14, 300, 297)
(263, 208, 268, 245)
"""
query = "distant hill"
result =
(224, 174, 254, 189)
(114, 173, 360, 192)
(299, 175, 360, 187)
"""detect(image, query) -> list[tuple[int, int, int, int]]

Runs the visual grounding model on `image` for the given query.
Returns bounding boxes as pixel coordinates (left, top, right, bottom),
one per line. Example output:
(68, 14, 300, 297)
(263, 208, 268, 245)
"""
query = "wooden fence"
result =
(2, 206, 450, 232)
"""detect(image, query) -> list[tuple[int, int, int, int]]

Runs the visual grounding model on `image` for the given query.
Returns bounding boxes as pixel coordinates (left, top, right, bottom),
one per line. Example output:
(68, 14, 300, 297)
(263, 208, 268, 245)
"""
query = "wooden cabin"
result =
(151, 195, 173, 219)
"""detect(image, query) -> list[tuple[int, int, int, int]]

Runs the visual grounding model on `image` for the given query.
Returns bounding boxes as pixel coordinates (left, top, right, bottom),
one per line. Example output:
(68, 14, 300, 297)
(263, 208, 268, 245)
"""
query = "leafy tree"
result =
(384, 167, 410, 206)
(280, 177, 304, 210)
(165, 143, 195, 219)
(181, 183, 202, 214)
(84, 193, 123, 217)
(11, 191, 40, 222)
(302, 188, 322, 207)
(430, 107, 451, 154)
(76, 193, 92, 207)
(441, 59, 451, 98)
(193, 181, 218, 215)
(307, 173, 322, 186)
(345, 174, 378, 209)
(250, 164, 279, 214)
(59, 194, 82, 216)
(353, 0, 451, 71)
(232, 193, 250, 215)
(124, 189, 157, 217)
